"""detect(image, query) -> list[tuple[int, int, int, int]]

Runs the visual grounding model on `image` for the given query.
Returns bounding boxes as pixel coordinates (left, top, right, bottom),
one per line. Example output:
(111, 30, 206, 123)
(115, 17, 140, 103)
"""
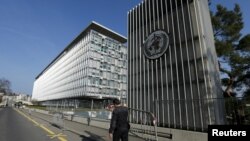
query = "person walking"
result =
(108, 99, 129, 141)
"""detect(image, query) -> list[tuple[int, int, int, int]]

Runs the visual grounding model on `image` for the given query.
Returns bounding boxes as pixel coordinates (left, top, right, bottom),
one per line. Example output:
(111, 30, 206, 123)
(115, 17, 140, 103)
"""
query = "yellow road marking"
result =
(48, 133, 67, 139)
(58, 136, 68, 141)
(15, 109, 39, 125)
(14, 108, 67, 141)
(40, 124, 55, 135)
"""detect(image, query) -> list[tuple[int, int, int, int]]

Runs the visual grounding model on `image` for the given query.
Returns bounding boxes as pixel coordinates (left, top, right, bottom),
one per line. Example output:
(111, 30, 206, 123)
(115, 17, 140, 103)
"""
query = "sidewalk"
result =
(21, 108, 144, 141)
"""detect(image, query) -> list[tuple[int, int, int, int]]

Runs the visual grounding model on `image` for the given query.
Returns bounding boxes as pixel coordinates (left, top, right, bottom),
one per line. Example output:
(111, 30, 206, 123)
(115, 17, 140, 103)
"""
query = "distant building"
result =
(15, 94, 32, 102)
(32, 22, 127, 103)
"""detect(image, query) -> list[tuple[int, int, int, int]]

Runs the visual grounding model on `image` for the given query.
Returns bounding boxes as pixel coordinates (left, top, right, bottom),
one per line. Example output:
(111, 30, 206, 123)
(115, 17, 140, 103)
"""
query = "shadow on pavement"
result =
(80, 131, 106, 141)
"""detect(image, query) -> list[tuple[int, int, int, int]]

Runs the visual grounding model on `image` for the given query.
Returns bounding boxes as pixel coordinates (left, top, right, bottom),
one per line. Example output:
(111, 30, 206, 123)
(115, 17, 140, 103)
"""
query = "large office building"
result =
(128, 0, 225, 132)
(32, 22, 127, 103)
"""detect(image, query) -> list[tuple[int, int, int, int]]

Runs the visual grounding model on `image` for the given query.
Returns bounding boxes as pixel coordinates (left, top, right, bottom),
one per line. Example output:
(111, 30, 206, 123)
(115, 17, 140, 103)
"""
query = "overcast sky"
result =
(0, 0, 249, 95)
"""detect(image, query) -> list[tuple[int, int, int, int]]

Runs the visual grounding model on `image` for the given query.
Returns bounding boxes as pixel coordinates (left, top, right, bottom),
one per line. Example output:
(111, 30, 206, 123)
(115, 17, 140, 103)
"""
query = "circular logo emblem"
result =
(143, 30, 169, 59)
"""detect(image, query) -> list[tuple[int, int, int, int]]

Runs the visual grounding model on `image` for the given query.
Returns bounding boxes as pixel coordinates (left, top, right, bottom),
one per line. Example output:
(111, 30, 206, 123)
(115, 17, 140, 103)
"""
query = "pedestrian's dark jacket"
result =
(109, 106, 129, 133)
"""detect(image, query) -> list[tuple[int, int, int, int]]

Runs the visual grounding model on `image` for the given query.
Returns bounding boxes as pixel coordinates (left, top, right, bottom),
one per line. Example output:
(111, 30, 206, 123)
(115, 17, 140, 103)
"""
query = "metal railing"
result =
(128, 107, 158, 141)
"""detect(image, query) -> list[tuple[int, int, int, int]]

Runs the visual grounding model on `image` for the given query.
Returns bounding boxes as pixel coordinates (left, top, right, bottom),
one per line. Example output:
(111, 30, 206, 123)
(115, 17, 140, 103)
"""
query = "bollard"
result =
(87, 117, 91, 126)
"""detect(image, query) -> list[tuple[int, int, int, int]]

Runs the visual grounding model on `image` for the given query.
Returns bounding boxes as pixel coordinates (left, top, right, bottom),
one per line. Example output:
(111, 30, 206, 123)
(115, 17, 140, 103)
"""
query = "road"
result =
(0, 107, 52, 141)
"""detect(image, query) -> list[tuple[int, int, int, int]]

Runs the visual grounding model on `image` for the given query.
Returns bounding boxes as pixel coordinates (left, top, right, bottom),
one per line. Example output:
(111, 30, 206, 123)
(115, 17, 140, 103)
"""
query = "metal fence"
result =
(153, 97, 250, 132)
(224, 97, 250, 125)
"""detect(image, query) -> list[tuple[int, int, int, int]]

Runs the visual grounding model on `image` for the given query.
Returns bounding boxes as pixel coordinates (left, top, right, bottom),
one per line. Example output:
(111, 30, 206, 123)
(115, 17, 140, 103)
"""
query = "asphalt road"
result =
(0, 107, 52, 141)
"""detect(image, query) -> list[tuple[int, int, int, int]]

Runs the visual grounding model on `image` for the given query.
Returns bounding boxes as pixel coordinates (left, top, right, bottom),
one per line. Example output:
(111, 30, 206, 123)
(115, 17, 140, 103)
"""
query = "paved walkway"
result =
(20, 108, 144, 141)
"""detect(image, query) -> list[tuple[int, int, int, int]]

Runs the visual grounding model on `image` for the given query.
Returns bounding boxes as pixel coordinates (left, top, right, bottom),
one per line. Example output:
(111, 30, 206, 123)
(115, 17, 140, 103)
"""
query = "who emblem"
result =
(143, 30, 169, 59)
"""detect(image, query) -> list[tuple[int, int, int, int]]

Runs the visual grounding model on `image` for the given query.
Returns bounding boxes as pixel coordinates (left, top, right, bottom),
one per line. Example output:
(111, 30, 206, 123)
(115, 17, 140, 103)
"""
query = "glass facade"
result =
(32, 22, 127, 102)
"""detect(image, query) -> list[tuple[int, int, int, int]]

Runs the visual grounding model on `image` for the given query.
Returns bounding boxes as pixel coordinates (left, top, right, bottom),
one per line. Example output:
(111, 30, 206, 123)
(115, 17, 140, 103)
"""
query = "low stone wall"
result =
(31, 108, 208, 141)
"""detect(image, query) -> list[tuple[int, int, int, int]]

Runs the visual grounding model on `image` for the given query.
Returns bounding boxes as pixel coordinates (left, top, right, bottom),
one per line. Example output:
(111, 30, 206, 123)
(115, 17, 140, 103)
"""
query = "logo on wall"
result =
(143, 30, 169, 59)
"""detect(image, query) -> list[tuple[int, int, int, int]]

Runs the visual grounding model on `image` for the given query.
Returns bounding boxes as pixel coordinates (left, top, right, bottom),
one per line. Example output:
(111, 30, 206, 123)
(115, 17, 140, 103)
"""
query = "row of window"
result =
(90, 44, 127, 60)
(91, 30, 124, 52)
(89, 68, 126, 78)
(33, 30, 127, 101)
(89, 77, 126, 88)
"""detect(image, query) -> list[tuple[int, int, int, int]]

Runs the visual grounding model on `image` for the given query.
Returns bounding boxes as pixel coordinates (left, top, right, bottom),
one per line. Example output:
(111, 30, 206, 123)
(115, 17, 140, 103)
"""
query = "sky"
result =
(0, 0, 249, 95)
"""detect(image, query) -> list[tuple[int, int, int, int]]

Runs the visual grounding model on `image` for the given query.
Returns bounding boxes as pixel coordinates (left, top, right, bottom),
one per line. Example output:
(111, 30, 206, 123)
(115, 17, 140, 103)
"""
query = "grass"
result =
(27, 105, 47, 110)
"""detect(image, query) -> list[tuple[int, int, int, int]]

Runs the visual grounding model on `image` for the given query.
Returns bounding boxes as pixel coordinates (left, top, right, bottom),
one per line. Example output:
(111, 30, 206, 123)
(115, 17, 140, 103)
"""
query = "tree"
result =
(210, 3, 250, 98)
(244, 89, 250, 99)
(0, 78, 12, 95)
